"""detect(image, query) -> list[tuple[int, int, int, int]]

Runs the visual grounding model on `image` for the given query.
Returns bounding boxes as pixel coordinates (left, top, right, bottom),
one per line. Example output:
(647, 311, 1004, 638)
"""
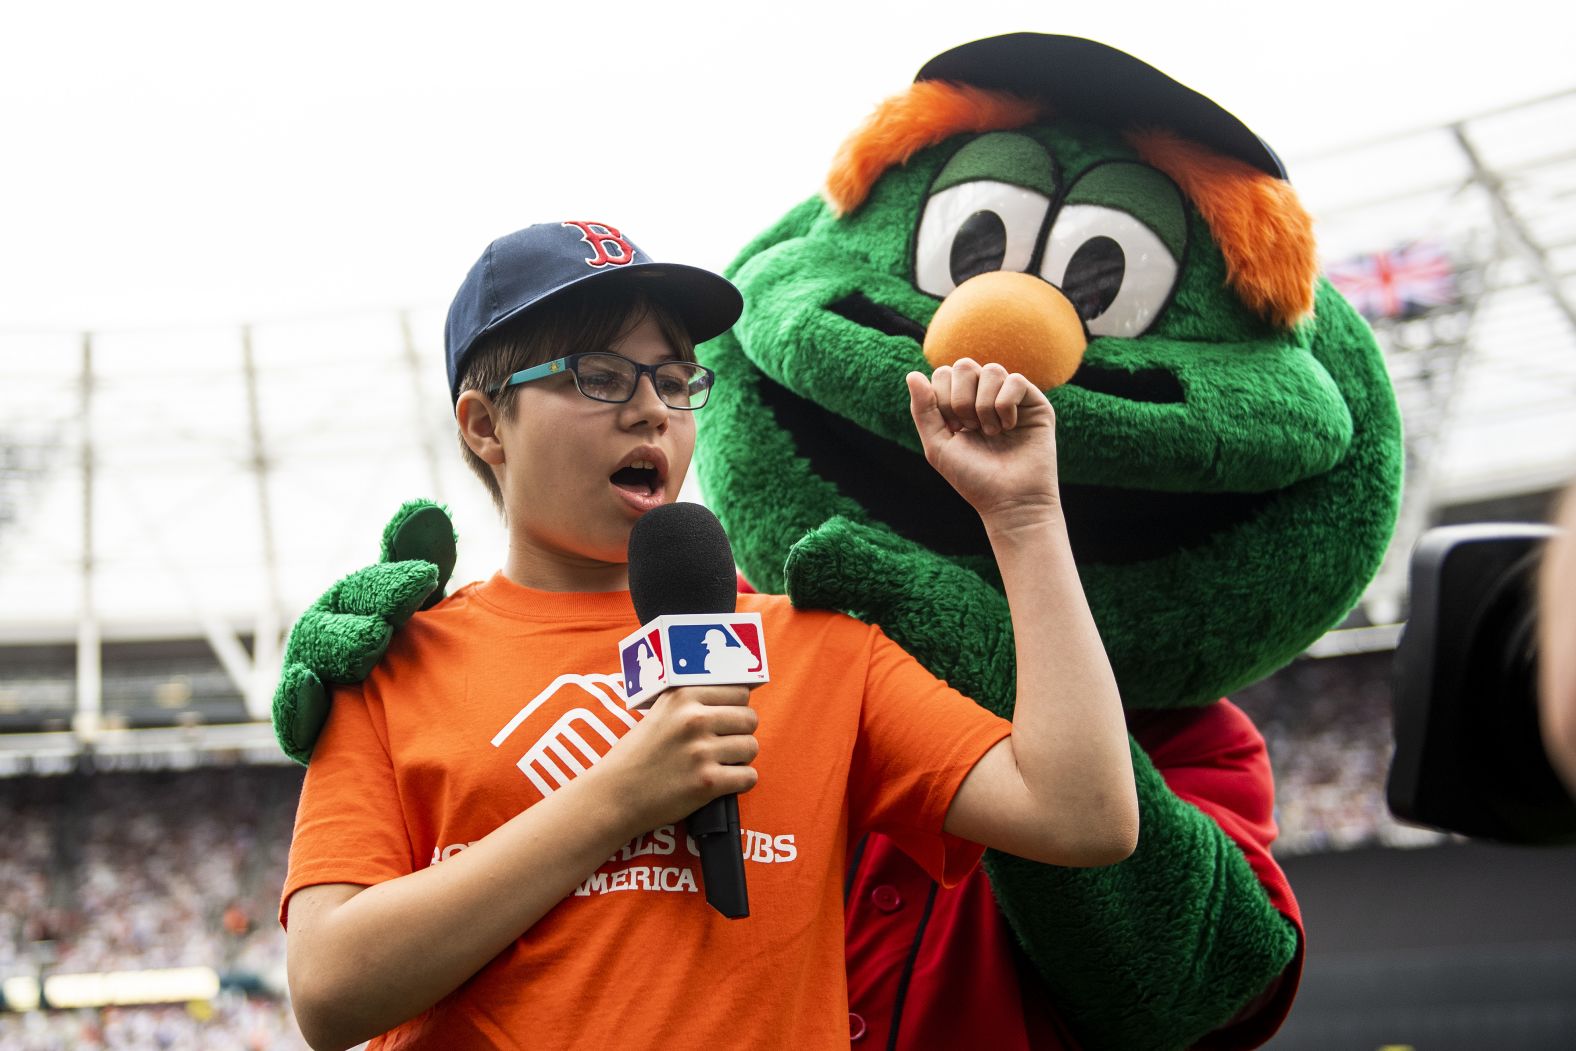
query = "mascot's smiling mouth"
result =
(829, 292, 1188, 404)
(756, 363, 1279, 566)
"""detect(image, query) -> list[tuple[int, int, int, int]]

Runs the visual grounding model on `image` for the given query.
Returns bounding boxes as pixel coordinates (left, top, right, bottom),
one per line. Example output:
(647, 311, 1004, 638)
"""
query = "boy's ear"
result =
(456, 390, 506, 465)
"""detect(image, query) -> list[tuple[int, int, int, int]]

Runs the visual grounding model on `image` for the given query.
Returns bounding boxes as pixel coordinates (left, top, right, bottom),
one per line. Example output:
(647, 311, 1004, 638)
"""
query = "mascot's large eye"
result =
(1038, 205, 1180, 338)
(914, 180, 1052, 298)
(1036, 163, 1186, 339)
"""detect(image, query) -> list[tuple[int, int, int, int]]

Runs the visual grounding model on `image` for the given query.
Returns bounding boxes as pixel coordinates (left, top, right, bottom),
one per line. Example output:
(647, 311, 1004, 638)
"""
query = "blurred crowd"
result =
(65, 768, 291, 975)
(0, 998, 309, 1051)
(0, 650, 1433, 1043)
(0, 766, 310, 1049)
(1236, 650, 1448, 855)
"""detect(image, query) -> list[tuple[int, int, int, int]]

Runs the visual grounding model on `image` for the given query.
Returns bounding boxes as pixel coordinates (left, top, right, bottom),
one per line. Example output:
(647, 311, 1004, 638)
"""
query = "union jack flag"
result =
(1325, 241, 1459, 321)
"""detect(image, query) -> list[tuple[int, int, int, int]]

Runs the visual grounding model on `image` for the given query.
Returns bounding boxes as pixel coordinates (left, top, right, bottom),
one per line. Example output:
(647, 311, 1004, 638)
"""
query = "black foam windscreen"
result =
(627, 503, 738, 623)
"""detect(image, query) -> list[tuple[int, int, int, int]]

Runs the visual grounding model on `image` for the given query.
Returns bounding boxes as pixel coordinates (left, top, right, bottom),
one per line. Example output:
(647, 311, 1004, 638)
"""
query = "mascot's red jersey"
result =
(844, 701, 1302, 1050)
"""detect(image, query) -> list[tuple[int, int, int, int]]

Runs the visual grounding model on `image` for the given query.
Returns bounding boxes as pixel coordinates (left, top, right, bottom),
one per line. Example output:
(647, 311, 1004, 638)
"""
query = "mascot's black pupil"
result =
(1063, 236, 1125, 320)
(949, 211, 1008, 285)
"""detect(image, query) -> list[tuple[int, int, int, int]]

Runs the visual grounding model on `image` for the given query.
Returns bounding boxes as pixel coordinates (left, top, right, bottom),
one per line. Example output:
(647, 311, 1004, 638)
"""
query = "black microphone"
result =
(627, 502, 751, 919)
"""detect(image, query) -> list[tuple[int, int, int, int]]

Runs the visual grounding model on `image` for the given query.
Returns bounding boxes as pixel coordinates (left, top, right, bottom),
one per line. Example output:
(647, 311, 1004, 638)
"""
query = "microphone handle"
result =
(686, 794, 749, 918)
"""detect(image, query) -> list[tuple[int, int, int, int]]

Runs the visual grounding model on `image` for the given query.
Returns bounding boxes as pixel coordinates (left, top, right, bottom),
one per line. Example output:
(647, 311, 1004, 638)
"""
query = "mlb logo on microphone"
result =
(618, 612, 769, 710)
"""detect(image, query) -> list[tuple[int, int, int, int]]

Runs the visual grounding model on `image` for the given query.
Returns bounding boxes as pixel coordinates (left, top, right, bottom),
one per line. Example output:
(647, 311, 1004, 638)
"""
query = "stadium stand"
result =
(0, 999, 309, 1051)
(0, 766, 311, 1049)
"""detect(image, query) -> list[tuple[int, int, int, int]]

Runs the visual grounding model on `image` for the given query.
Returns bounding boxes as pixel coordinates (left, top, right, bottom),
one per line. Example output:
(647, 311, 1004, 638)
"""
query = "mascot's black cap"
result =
(917, 33, 1288, 180)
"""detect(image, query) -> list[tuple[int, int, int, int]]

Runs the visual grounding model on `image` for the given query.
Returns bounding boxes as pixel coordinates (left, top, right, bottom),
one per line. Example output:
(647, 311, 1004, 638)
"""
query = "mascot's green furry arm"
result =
(271, 35, 1402, 1050)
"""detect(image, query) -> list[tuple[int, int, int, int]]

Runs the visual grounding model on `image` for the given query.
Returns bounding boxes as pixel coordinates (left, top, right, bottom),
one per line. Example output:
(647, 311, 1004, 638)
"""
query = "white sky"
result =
(4, 0, 1573, 331)
(2, 0, 1575, 636)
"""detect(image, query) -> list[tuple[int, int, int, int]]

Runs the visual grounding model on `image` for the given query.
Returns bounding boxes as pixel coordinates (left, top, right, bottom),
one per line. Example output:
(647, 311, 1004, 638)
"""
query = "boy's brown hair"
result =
(455, 282, 697, 513)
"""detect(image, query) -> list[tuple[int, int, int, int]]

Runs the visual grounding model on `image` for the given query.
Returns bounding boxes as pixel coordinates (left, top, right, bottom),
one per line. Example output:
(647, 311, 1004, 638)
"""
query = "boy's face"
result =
(494, 313, 696, 572)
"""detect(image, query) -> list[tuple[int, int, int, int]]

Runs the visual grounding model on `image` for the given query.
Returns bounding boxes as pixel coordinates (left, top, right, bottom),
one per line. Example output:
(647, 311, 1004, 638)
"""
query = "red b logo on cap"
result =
(562, 221, 637, 268)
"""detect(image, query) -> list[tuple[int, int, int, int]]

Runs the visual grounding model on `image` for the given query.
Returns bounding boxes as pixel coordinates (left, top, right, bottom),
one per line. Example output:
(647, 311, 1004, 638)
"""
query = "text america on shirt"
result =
(424, 670, 798, 896)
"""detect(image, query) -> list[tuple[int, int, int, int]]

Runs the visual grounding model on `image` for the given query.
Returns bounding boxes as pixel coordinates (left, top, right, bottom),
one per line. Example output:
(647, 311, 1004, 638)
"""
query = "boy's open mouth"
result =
(611, 459, 663, 496)
(610, 447, 671, 513)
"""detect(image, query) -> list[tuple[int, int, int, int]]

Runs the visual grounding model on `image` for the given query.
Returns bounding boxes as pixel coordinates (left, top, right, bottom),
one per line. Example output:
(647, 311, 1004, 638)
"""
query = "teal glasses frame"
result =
(488, 352, 715, 410)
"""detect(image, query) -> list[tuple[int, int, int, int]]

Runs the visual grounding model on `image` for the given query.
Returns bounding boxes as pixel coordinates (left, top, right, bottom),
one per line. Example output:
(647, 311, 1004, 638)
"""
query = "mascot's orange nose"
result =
(922, 272, 1088, 391)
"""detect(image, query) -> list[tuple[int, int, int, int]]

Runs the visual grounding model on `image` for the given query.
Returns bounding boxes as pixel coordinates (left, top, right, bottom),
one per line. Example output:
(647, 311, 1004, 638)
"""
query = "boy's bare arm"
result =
(286, 684, 757, 1051)
(906, 362, 1138, 867)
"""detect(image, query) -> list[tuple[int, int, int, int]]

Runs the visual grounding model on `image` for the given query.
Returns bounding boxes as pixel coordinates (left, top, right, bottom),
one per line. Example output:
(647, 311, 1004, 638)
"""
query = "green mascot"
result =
(273, 34, 1402, 1050)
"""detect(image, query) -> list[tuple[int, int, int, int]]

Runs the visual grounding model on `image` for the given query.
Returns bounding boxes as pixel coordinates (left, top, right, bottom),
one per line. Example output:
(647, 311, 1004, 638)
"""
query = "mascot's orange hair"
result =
(825, 81, 1042, 215)
(826, 81, 1317, 329)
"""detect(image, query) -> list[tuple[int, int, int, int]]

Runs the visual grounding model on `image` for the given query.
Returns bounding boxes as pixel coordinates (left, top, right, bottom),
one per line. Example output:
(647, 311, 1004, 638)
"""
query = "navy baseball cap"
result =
(916, 34, 1287, 180)
(444, 221, 744, 403)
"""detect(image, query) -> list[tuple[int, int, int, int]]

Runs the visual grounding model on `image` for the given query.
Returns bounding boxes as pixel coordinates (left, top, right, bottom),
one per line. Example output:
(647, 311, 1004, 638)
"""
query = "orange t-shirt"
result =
(283, 573, 1011, 1050)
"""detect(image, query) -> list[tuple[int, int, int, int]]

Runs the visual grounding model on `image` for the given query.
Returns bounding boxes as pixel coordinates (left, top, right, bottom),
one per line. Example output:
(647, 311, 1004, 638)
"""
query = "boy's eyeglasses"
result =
(489, 353, 715, 410)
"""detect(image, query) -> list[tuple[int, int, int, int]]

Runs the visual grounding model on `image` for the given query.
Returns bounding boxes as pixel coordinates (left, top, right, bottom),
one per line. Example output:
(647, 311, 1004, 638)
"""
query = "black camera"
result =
(1388, 523, 1576, 844)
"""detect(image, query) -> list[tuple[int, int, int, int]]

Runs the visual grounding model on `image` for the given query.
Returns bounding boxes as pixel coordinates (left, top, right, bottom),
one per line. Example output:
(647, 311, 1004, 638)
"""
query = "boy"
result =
(281, 221, 1137, 1050)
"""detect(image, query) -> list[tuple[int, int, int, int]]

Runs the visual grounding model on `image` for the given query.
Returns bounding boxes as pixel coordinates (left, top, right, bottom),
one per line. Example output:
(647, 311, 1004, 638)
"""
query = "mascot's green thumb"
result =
(380, 499, 458, 609)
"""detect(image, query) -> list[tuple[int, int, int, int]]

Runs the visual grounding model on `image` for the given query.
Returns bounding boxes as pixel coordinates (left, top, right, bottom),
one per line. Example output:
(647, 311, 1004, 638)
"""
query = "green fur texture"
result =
(783, 517, 1295, 1048)
(698, 120, 1401, 1047)
(984, 751, 1299, 1051)
(271, 500, 456, 764)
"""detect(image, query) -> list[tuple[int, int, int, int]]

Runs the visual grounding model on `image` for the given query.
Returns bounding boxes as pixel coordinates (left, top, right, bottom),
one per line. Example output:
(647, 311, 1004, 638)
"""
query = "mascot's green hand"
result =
(271, 499, 458, 764)
(784, 516, 1016, 718)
